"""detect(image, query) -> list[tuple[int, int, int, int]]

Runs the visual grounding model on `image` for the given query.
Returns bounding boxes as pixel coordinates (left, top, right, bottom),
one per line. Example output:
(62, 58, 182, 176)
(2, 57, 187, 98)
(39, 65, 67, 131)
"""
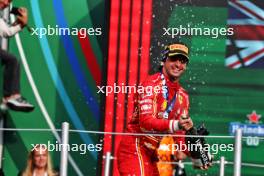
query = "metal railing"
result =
(0, 124, 263, 176)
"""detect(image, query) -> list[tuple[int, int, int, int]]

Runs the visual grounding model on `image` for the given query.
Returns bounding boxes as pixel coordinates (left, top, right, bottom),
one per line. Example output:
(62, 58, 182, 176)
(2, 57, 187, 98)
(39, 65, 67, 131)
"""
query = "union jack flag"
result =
(225, 0, 264, 69)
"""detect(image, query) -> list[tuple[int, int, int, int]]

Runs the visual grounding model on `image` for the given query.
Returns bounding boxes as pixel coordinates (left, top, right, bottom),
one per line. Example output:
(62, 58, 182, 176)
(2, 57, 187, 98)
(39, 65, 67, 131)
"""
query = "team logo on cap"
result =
(169, 44, 188, 54)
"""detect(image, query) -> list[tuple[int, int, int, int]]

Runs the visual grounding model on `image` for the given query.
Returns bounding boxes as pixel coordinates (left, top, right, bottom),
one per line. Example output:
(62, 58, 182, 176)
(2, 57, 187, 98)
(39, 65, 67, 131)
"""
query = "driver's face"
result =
(163, 56, 188, 81)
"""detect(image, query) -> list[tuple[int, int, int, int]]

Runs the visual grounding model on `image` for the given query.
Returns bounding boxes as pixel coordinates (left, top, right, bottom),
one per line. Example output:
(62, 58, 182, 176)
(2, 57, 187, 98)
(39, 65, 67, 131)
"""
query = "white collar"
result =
(33, 171, 48, 176)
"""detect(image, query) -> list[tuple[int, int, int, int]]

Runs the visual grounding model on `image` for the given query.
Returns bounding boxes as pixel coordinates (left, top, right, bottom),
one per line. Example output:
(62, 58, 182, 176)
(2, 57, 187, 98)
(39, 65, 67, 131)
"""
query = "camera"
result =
(10, 7, 22, 16)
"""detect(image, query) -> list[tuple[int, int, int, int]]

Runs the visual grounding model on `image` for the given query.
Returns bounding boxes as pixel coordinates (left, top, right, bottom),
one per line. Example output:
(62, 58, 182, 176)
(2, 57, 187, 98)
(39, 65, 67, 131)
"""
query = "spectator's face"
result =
(33, 148, 48, 169)
(163, 56, 187, 81)
(0, 0, 10, 10)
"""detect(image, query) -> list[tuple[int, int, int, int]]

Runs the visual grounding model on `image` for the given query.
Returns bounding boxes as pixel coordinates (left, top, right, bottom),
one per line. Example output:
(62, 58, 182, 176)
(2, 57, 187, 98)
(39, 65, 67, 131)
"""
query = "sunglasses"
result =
(168, 56, 189, 64)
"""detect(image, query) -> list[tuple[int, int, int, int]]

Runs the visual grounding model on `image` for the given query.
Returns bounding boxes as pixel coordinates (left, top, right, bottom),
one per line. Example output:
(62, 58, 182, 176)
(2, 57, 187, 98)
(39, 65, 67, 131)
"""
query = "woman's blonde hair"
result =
(22, 144, 57, 176)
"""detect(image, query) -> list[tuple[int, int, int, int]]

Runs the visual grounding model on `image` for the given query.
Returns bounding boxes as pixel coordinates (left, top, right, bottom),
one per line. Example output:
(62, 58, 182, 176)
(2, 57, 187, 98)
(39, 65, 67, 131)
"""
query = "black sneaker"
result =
(6, 96, 34, 112)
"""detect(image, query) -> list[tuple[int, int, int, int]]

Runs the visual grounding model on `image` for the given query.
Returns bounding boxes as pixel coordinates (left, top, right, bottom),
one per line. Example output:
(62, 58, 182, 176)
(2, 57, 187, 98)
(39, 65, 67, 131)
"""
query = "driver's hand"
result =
(17, 7, 28, 27)
(179, 117, 193, 131)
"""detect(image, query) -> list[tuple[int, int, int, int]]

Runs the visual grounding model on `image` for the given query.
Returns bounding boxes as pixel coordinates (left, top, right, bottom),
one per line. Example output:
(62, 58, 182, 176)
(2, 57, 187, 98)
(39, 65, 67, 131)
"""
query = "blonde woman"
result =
(20, 145, 58, 176)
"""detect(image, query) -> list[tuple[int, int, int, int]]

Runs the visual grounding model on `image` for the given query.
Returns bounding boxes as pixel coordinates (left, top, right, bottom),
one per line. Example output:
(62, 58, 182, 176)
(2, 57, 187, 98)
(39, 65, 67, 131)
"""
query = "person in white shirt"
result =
(0, 0, 34, 112)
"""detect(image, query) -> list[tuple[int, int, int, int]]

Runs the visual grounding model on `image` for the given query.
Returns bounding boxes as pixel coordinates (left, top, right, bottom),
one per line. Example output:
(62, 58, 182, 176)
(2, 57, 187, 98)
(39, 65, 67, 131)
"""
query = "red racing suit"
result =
(117, 73, 190, 176)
